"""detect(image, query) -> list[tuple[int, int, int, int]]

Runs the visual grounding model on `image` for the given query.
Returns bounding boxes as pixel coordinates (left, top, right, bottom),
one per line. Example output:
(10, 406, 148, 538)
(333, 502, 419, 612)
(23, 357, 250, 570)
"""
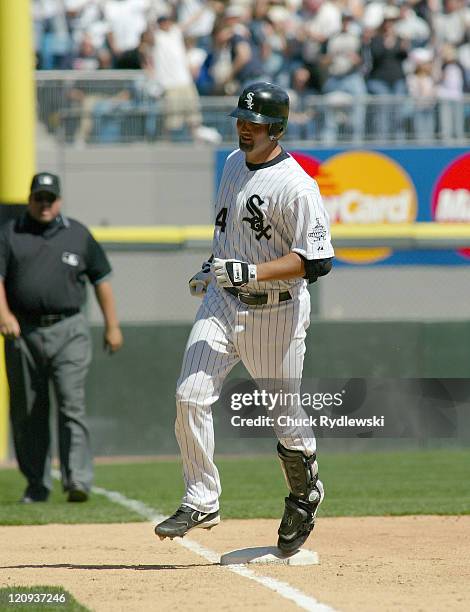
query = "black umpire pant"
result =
(5, 313, 93, 497)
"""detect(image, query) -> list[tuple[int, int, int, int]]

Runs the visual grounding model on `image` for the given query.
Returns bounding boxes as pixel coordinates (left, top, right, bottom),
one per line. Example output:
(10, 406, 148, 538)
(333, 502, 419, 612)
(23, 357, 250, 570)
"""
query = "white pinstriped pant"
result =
(175, 283, 317, 513)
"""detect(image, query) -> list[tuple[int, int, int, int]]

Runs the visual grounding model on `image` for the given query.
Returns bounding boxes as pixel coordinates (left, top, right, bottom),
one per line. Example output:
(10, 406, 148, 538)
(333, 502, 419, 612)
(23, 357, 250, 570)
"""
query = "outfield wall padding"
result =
(87, 321, 470, 455)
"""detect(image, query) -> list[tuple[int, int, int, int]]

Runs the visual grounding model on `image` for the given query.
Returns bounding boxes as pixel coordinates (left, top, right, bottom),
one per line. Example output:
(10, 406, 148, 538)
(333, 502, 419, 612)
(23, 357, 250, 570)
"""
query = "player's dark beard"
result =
(239, 137, 254, 152)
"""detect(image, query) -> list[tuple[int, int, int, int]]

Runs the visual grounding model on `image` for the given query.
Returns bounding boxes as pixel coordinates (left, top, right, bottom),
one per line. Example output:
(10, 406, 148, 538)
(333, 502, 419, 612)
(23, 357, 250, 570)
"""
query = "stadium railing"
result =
(36, 71, 470, 145)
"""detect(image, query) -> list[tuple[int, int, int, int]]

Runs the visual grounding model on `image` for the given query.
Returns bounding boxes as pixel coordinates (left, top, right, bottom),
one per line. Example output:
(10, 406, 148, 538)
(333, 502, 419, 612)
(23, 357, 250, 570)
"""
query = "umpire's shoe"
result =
(67, 483, 89, 502)
(277, 494, 318, 554)
(155, 505, 220, 540)
(20, 485, 49, 504)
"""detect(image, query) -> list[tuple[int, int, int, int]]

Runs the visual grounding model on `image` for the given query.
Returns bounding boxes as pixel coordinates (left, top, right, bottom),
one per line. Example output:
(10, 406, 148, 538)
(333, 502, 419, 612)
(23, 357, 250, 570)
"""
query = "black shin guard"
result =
(277, 442, 321, 505)
(277, 443, 323, 553)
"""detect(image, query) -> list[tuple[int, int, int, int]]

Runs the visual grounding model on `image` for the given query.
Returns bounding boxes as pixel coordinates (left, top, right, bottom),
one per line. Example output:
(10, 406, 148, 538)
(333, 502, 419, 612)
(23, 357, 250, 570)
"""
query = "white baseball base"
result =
(220, 546, 320, 566)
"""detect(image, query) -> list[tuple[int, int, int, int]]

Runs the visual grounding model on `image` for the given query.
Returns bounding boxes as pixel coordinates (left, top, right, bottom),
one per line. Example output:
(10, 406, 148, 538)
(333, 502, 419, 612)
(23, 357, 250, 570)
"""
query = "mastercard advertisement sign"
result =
(215, 148, 470, 265)
(431, 152, 470, 261)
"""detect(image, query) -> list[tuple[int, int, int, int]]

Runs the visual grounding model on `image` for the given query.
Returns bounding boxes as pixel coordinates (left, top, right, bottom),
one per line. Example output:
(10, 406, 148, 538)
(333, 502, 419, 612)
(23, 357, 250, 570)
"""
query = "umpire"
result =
(0, 172, 123, 503)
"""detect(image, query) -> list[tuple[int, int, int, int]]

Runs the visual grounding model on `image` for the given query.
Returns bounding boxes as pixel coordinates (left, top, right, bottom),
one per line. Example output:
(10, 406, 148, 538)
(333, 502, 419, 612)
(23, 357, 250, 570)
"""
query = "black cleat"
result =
(155, 505, 220, 540)
(19, 486, 49, 504)
(277, 495, 317, 554)
(67, 483, 89, 503)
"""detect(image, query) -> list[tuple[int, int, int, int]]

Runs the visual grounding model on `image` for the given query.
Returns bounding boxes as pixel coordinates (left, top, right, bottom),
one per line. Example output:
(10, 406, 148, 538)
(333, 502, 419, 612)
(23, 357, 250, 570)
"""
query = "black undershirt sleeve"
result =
(84, 232, 112, 284)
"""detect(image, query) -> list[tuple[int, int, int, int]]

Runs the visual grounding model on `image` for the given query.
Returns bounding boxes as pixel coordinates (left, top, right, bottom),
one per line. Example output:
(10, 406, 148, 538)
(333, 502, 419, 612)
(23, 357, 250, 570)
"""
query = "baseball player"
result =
(155, 82, 334, 554)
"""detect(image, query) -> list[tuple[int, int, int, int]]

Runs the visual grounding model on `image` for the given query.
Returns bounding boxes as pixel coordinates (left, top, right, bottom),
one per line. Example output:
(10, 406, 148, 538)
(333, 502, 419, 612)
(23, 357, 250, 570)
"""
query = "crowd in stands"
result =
(33, 0, 470, 141)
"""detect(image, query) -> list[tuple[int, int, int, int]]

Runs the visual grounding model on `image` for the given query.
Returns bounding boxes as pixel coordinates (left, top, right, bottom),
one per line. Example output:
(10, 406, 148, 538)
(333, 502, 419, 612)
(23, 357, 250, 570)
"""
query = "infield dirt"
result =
(1, 516, 469, 611)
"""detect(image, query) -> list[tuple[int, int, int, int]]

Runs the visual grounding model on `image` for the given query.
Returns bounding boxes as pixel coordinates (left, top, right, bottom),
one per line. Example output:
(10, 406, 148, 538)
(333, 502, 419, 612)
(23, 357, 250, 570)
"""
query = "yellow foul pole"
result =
(0, 0, 36, 461)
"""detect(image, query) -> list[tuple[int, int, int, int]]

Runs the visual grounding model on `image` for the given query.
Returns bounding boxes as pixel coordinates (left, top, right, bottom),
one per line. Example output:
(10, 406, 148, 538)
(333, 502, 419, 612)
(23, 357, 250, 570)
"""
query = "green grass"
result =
(0, 469, 142, 525)
(0, 587, 88, 611)
(1, 450, 469, 526)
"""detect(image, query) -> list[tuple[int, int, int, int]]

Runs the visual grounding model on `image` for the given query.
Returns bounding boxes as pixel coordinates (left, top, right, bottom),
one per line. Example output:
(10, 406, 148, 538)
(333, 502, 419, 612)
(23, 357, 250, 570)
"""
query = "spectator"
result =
(175, 0, 217, 46)
(291, 65, 320, 96)
(224, 5, 268, 89)
(153, 14, 222, 142)
(363, 0, 389, 32)
(322, 11, 368, 142)
(410, 0, 435, 25)
(267, 4, 304, 89)
(0, 172, 123, 504)
(30, 0, 470, 144)
(71, 2, 111, 55)
(300, 0, 354, 97)
(185, 35, 209, 82)
(146, 0, 173, 22)
(287, 7, 324, 97)
(304, 0, 342, 44)
(366, 6, 410, 138)
(67, 75, 132, 145)
(407, 47, 436, 139)
(115, 26, 155, 69)
(287, 71, 320, 139)
(72, 32, 97, 72)
(34, 0, 73, 69)
(104, 0, 148, 64)
(433, 0, 470, 48)
(258, 5, 291, 84)
(197, 20, 234, 95)
(437, 44, 465, 140)
(457, 42, 470, 93)
(395, 0, 431, 48)
(250, 0, 271, 48)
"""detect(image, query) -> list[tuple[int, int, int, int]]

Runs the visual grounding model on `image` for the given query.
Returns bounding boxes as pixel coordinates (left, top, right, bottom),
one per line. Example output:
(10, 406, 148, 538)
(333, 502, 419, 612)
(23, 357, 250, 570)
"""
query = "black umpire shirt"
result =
(0, 213, 111, 316)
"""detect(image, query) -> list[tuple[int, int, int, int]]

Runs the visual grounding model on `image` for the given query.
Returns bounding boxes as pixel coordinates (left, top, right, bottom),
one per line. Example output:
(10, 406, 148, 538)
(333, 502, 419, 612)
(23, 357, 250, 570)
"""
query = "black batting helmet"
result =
(230, 82, 289, 138)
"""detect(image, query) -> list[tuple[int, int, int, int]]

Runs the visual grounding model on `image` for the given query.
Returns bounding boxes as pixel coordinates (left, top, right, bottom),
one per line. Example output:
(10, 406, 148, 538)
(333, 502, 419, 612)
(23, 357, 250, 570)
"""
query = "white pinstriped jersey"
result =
(213, 148, 335, 292)
(174, 148, 330, 513)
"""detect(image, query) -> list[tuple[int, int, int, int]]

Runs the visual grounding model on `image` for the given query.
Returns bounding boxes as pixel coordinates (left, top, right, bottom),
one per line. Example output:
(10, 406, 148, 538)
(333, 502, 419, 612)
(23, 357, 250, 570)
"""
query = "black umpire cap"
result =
(230, 82, 289, 133)
(30, 172, 61, 197)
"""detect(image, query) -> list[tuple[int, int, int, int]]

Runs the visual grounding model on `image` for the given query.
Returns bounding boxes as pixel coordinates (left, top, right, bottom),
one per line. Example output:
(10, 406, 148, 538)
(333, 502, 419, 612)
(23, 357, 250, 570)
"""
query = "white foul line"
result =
(52, 471, 336, 612)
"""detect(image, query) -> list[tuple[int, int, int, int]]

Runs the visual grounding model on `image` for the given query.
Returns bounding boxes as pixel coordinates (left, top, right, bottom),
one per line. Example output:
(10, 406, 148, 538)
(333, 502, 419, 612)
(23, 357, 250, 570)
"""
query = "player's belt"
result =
(224, 288, 291, 306)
